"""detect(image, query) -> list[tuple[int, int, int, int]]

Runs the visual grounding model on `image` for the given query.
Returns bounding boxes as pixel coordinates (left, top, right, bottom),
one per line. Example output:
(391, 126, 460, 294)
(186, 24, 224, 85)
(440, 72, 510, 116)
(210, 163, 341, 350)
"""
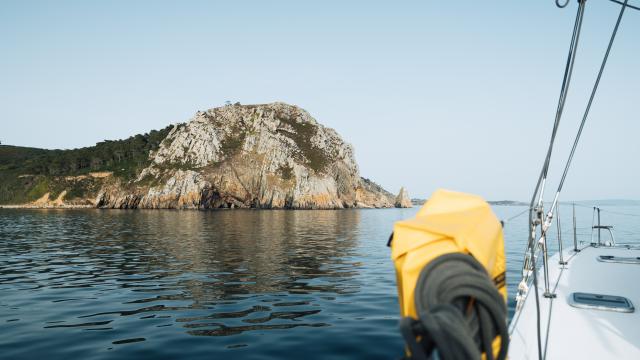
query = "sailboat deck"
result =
(509, 244, 640, 359)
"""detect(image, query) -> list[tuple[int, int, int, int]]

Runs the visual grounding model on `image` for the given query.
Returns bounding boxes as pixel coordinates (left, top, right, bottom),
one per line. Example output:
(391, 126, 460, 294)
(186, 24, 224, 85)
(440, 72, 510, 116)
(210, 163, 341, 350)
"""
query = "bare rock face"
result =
(395, 187, 413, 208)
(96, 102, 395, 209)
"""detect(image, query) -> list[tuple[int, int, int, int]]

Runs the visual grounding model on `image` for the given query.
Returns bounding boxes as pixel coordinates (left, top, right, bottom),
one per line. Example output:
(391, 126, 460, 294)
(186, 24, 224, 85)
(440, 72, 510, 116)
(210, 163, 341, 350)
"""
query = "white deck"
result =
(509, 244, 640, 359)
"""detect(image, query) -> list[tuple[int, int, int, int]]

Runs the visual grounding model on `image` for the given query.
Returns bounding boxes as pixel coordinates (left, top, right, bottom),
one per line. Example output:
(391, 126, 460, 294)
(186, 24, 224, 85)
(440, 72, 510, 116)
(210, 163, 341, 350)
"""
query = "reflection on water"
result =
(0, 209, 409, 359)
(3, 205, 637, 359)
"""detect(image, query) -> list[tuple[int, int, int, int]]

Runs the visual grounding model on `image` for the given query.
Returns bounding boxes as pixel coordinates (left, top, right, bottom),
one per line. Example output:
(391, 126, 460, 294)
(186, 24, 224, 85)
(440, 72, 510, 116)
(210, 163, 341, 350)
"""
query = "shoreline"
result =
(0, 204, 95, 209)
(0, 204, 406, 210)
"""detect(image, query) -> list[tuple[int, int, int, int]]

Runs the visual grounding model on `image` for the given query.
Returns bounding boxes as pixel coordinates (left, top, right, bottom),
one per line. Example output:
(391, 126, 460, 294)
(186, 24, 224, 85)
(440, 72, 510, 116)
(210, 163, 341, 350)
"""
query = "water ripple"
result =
(2, 206, 636, 359)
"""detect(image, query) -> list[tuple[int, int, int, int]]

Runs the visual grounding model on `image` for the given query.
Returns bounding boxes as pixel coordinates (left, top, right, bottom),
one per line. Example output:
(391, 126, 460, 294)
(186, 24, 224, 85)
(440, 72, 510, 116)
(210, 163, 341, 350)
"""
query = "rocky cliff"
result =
(1, 102, 409, 209)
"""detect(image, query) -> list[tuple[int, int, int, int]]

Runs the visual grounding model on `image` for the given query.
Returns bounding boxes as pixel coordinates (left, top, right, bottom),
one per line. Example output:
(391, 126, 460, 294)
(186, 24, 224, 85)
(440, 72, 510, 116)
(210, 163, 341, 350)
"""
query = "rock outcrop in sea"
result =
(91, 102, 407, 209)
(395, 187, 413, 208)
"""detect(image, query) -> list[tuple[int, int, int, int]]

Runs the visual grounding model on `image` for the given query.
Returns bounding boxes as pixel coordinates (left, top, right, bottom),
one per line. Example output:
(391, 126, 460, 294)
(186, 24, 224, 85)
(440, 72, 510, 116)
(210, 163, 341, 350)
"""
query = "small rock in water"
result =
(395, 187, 413, 208)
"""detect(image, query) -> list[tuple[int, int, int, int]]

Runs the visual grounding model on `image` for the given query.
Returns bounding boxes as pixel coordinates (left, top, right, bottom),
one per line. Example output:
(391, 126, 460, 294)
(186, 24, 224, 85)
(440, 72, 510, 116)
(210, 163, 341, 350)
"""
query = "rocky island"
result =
(0, 102, 410, 209)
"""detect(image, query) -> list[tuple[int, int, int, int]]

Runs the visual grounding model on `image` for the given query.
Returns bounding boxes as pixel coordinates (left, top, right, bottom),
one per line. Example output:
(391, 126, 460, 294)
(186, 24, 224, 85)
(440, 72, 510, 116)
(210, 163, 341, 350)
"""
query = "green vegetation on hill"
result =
(275, 109, 331, 173)
(0, 126, 173, 204)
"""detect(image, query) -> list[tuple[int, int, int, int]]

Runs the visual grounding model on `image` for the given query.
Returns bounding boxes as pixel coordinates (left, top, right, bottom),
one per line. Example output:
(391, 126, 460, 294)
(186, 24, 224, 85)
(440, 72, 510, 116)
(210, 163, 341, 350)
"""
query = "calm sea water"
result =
(1, 205, 639, 359)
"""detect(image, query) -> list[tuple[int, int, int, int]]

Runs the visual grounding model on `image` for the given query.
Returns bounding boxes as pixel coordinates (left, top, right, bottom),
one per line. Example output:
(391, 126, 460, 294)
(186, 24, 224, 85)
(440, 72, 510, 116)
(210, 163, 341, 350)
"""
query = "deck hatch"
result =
(597, 255, 640, 264)
(568, 292, 634, 313)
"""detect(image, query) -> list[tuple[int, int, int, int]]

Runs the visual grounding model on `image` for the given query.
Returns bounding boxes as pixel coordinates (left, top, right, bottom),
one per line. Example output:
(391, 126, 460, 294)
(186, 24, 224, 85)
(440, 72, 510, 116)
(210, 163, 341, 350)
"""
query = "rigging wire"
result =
(554, 0, 629, 197)
(532, 0, 587, 219)
(524, 1, 630, 359)
(609, 0, 640, 11)
(525, 2, 587, 359)
(571, 203, 640, 217)
(503, 208, 531, 225)
(537, 0, 586, 199)
(592, 209, 640, 217)
(525, 0, 586, 250)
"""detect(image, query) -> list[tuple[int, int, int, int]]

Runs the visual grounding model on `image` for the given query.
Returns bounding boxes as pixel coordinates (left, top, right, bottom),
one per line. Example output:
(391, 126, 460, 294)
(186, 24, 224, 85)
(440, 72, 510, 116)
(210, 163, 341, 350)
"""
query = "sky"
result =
(1, 0, 639, 201)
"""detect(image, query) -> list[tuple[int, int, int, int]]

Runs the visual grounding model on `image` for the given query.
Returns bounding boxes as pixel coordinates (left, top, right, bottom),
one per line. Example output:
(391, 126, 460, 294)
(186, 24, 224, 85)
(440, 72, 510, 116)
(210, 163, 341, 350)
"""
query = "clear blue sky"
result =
(1, 0, 639, 200)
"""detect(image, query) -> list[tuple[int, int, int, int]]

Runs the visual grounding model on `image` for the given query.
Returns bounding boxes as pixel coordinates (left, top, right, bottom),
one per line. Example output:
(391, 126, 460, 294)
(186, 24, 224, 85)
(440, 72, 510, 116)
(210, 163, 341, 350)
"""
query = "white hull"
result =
(509, 244, 640, 359)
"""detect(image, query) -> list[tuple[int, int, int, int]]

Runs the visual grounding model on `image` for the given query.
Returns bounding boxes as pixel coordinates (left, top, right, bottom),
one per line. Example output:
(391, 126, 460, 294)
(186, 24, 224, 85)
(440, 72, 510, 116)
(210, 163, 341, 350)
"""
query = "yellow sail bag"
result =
(390, 189, 507, 359)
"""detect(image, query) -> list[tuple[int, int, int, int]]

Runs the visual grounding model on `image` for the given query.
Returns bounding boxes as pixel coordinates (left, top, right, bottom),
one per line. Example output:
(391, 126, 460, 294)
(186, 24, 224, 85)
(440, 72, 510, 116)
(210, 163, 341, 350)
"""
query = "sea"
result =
(1, 203, 639, 359)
